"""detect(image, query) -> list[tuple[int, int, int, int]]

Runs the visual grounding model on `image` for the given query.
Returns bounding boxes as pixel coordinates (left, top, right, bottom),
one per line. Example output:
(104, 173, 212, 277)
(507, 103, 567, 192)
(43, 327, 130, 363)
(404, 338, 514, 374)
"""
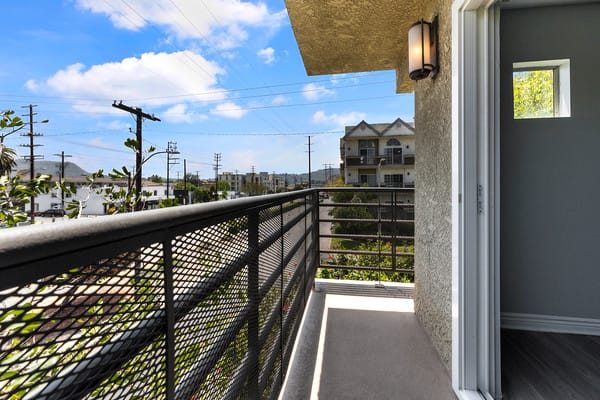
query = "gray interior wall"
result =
(500, 3, 600, 319)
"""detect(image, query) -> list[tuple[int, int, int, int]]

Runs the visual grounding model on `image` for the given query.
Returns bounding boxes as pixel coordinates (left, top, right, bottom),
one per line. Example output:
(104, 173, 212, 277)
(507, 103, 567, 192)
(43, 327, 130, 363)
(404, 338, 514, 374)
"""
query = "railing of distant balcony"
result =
(317, 187, 414, 282)
(0, 190, 318, 400)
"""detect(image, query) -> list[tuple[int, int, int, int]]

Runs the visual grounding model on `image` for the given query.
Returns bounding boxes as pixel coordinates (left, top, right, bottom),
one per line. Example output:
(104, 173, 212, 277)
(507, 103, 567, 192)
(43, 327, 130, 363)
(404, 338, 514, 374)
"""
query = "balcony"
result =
(344, 156, 381, 166)
(0, 188, 452, 400)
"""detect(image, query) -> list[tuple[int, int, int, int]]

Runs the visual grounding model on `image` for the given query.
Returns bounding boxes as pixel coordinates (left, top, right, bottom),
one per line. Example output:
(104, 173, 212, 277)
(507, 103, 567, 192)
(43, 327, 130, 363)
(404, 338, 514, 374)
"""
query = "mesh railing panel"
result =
(0, 190, 317, 400)
(0, 244, 166, 400)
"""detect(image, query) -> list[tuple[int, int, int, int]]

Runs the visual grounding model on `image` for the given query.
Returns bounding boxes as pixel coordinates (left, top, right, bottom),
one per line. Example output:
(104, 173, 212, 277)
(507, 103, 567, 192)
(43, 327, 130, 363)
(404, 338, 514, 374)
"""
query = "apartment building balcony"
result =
(0, 188, 453, 400)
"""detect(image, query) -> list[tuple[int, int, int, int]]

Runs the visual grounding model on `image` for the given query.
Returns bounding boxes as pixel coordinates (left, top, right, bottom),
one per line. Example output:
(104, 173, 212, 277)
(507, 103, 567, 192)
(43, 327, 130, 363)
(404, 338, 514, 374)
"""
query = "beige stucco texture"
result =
(286, 0, 454, 371)
(285, 0, 420, 92)
(413, 0, 453, 371)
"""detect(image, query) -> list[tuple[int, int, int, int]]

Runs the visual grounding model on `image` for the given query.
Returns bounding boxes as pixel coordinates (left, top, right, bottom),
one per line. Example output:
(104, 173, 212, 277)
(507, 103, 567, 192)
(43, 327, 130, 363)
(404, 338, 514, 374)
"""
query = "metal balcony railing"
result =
(317, 188, 414, 282)
(0, 191, 318, 400)
(0, 188, 414, 400)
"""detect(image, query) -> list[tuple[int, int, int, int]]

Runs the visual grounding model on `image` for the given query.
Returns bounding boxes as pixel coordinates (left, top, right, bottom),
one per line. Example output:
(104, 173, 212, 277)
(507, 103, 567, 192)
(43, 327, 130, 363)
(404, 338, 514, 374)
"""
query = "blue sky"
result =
(0, 0, 414, 178)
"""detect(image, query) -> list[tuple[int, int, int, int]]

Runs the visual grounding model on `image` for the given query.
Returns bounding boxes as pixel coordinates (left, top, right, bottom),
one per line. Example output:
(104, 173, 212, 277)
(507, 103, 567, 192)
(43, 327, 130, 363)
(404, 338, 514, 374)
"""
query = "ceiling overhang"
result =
(285, 0, 422, 93)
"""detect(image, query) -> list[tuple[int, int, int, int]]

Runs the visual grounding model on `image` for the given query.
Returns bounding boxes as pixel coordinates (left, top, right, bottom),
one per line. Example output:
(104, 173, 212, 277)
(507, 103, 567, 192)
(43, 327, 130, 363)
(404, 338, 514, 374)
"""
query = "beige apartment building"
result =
(341, 118, 415, 189)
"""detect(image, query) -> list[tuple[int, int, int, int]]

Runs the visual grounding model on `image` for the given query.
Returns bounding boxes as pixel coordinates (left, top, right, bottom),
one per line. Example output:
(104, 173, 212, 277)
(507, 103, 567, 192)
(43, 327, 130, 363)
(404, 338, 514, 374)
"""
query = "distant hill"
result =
(12, 160, 90, 178)
(286, 167, 340, 185)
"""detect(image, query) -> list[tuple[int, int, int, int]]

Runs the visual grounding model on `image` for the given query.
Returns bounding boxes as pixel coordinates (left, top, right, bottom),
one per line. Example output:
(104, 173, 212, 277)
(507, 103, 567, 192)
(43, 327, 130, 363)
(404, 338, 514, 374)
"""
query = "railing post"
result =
(163, 239, 176, 400)
(391, 191, 397, 271)
(376, 194, 383, 287)
(248, 210, 260, 399)
(279, 204, 285, 386)
(312, 190, 320, 283)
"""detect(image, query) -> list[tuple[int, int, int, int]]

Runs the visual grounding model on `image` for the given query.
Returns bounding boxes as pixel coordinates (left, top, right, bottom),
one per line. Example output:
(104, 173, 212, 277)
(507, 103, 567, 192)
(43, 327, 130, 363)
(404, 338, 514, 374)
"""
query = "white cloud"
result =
(257, 47, 275, 64)
(163, 104, 207, 123)
(210, 102, 248, 119)
(98, 120, 132, 131)
(271, 95, 286, 105)
(302, 83, 335, 101)
(25, 79, 40, 91)
(75, 0, 287, 49)
(311, 111, 367, 126)
(27, 51, 225, 113)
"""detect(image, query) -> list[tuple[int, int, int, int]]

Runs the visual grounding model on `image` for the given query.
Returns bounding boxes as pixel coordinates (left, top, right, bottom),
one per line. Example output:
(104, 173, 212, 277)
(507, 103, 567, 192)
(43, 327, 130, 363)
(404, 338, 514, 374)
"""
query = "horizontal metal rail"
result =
(317, 188, 415, 281)
(320, 233, 414, 241)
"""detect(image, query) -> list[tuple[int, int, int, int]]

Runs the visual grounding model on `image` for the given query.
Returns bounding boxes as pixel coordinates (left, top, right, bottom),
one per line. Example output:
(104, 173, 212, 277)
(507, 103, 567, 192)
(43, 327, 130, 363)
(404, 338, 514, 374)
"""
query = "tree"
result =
(0, 174, 52, 227)
(513, 69, 554, 119)
(0, 110, 25, 176)
(148, 174, 163, 183)
(216, 180, 231, 192)
(0, 110, 24, 144)
(0, 145, 17, 176)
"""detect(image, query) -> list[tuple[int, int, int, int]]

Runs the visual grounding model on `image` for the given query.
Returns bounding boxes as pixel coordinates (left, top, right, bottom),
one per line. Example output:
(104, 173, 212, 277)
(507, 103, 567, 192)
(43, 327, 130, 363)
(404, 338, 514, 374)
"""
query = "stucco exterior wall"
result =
(413, 0, 453, 371)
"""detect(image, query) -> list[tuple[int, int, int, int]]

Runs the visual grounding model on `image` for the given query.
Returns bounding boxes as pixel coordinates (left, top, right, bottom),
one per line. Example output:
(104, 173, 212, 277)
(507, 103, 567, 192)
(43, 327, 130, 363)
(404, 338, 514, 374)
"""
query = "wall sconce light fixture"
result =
(408, 16, 439, 80)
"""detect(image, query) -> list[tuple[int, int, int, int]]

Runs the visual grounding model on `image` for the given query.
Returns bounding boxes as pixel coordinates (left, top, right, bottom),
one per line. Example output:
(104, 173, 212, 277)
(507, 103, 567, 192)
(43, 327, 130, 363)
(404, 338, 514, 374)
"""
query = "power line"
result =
(0, 72, 391, 104)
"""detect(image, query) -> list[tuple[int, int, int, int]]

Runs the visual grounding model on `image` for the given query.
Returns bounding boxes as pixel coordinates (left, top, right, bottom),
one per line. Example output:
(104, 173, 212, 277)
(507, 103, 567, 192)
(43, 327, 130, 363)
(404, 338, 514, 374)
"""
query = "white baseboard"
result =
(501, 312, 600, 336)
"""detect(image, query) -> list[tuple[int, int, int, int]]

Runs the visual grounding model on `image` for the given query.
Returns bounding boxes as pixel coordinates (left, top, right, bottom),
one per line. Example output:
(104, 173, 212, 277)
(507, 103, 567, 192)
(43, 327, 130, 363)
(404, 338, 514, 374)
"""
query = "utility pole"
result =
(251, 165, 256, 196)
(183, 159, 188, 205)
(214, 153, 222, 200)
(112, 101, 160, 211)
(166, 141, 179, 200)
(306, 136, 312, 188)
(53, 151, 72, 209)
(20, 105, 44, 222)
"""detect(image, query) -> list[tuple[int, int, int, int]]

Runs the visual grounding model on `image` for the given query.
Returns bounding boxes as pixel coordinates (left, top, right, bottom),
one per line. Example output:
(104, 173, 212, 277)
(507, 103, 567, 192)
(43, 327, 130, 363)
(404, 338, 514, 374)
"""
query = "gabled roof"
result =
(380, 117, 416, 136)
(343, 117, 415, 139)
(344, 120, 379, 138)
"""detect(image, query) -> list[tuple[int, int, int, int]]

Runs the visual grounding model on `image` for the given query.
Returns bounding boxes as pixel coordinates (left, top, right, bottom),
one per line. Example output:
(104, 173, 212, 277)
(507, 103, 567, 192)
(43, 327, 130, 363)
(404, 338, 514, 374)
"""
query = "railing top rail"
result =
(0, 189, 313, 290)
(316, 187, 414, 194)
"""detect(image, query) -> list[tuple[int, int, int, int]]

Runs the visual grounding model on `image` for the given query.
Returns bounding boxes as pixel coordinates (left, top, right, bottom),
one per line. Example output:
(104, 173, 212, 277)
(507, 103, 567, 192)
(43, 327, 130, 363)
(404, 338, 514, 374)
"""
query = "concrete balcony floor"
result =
(280, 279, 456, 400)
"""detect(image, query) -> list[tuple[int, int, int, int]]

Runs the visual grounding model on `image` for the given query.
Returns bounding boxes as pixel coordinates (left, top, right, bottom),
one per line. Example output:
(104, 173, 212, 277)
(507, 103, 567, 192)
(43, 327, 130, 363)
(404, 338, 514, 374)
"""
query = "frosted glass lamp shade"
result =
(408, 18, 438, 81)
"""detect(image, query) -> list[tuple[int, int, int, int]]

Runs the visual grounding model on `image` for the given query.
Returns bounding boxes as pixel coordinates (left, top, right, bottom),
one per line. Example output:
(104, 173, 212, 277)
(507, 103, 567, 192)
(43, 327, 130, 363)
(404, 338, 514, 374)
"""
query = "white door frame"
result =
(451, 0, 501, 399)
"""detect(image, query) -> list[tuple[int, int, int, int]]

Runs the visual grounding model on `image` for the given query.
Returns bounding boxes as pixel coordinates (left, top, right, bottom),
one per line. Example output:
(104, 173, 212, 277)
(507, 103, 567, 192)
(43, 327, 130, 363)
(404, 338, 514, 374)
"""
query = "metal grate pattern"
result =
(0, 244, 166, 400)
(0, 191, 317, 400)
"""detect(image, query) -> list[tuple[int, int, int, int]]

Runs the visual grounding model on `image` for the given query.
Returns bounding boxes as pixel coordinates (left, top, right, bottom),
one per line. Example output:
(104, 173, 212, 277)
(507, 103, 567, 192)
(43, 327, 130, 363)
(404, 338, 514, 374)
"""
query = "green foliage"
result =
(319, 240, 414, 283)
(329, 190, 378, 234)
(513, 69, 554, 119)
(148, 174, 163, 183)
(0, 145, 17, 176)
(0, 174, 52, 227)
(159, 198, 179, 208)
(192, 186, 211, 203)
(216, 180, 230, 192)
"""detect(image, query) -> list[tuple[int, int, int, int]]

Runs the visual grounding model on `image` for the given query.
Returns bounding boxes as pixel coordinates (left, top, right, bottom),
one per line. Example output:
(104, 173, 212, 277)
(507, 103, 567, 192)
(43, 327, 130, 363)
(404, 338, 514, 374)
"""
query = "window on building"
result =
(359, 140, 376, 165)
(384, 174, 403, 187)
(513, 59, 570, 119)
(384, 139, 402, 164)
(359, 174, 377, 186)
(153, 190, 158, 196)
